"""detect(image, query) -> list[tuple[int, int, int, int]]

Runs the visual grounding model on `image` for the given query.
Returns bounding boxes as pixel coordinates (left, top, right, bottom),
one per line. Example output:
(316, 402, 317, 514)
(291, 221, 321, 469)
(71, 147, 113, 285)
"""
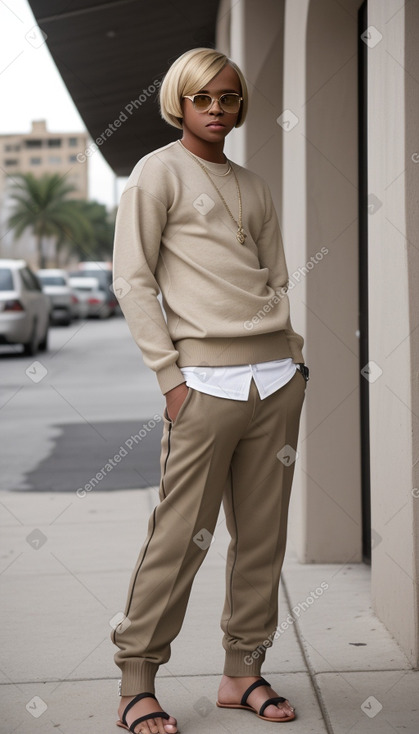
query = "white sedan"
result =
(68, 277, 111, 319)
(0, 259, 51, 355)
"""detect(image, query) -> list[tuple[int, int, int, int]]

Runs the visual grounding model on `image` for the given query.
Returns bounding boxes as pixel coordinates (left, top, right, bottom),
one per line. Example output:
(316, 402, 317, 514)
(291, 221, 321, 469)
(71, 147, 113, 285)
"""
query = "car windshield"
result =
(39, 276, 66, 286)
(0, 268, 14, 291)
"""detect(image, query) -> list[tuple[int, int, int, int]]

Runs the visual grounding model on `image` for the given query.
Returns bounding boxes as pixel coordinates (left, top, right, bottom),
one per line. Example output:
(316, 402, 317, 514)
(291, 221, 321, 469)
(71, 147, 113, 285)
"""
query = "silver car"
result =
(37, 269, 77, 325)
(69, 276, 111, 318)
(0, 259, 51, 355)
(71, 262, 119, 316)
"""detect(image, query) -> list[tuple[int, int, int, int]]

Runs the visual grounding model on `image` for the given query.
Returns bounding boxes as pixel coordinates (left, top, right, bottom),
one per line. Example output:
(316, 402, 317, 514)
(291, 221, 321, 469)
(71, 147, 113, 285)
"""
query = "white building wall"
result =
(368, 0, 419, 666)
(217, 0, 418, 664)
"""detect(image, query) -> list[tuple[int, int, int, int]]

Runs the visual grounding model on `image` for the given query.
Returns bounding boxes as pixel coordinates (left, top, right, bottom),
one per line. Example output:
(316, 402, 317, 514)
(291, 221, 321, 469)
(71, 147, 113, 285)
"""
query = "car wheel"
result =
(23, 322, 38, 356)
(38, 327, 49, 352)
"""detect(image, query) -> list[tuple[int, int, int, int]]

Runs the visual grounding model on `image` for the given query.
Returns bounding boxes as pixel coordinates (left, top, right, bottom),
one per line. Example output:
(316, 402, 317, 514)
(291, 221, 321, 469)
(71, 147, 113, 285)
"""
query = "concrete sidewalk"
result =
(0, 487, 418, 734)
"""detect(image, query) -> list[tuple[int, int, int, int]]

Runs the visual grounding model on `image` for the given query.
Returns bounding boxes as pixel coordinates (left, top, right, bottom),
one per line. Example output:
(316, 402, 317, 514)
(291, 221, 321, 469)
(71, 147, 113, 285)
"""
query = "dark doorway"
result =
(358, 0, 371, 563)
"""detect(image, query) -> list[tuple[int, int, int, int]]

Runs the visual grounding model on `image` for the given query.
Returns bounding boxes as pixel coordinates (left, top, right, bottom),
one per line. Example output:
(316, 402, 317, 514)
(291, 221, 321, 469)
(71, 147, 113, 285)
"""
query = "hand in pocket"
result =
(165, 382, 189, 422)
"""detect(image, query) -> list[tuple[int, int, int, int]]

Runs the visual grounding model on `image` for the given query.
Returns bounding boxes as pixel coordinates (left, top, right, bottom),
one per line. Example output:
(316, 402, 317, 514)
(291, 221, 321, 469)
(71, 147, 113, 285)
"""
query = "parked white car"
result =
(71, 262, 119, 316)
(69, 276, 111, 318)
(37, 269, 78, 325)
(0, 259, 50, 355)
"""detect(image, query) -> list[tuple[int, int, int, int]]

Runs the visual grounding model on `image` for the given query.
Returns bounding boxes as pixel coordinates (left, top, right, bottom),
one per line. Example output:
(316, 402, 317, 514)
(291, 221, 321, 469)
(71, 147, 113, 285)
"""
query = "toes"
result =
(127, 709, 177, 734)
(133, 717, 170, 734)
(278, 706, 293, 718)
(263, 702, 295, 719)
(139, 718, 170, 734)
(264, 704, 286, 718)
(277, 703, 294, 718)
(134, 720, 154, 734)
(152, 719, 169, 734)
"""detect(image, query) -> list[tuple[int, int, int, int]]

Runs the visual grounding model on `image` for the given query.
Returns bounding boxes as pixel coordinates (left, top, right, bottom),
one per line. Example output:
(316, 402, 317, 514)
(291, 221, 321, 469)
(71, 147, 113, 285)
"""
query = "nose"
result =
(209, 98, 223, 114)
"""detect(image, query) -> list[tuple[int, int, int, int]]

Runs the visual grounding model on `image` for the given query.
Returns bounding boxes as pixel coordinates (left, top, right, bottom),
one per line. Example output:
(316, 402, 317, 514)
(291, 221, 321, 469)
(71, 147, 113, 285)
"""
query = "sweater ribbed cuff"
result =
(223, 647, 265, 677)
(157, 363, 186, 395)
(119, 659, 159, 696)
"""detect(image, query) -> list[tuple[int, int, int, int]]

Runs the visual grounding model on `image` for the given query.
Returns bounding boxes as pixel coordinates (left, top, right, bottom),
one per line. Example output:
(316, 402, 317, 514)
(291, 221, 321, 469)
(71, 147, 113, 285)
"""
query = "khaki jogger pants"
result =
(112, 369, 306, 695)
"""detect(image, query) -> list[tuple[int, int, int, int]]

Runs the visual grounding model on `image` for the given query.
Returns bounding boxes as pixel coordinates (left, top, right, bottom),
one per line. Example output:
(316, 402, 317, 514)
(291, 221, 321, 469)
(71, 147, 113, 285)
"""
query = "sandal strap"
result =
(240, 677, 271, 707)
(121, 692, 157, 726)
(259, 696, 287, 717)
(130, 711, 170, 731)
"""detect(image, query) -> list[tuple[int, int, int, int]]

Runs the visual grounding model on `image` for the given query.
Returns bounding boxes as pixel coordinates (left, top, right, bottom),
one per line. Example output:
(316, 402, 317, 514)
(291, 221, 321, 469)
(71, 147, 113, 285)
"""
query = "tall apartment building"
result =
(0, 119, 88, 199)
(0, 120, 89, 263)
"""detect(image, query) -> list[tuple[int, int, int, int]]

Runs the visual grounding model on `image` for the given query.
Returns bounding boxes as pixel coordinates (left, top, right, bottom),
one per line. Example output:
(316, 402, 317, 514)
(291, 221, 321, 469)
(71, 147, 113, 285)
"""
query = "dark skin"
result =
(118, 63, 295, 734)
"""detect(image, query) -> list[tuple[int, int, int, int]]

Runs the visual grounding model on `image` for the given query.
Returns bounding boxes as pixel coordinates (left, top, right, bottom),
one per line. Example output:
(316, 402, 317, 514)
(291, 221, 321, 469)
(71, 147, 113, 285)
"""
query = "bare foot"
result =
(217, 675, 295, 720)
(118, 695, 178, 734)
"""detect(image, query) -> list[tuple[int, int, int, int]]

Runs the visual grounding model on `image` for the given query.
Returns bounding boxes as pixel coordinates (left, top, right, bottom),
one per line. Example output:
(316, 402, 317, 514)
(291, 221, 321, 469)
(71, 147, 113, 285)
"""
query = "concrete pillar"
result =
(217, 0, 361, 562)
(216, 0, 419, 668)
(368, 0, 419, 666)
(289, 0, 363, 562)
(218, 0, 363, 562)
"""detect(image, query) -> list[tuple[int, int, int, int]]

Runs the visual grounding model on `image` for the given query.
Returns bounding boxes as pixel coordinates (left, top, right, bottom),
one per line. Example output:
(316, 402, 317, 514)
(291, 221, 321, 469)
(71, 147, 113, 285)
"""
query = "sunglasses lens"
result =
(193, 94, 212, 111)
(191, 94, 241, 112)
(220, 94, 241, 112)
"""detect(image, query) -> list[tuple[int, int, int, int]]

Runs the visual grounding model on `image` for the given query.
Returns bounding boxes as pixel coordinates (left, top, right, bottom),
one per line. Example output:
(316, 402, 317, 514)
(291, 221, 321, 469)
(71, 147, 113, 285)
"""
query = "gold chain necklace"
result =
(178, 140, 247, 245)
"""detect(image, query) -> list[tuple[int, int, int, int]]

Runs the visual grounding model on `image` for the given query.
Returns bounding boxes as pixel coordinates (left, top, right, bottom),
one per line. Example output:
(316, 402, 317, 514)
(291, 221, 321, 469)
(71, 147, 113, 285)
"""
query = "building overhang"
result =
(28, 0, 220, 176)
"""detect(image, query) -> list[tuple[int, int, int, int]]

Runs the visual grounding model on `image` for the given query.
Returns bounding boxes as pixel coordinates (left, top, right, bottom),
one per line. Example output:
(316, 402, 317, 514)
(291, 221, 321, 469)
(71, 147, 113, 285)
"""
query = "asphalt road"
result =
(0, 316, 166, 492)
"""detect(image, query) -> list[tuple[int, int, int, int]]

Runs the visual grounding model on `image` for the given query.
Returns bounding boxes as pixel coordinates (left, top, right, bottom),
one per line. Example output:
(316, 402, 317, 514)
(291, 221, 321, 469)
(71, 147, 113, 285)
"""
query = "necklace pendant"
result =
(236, 228, 247, 245)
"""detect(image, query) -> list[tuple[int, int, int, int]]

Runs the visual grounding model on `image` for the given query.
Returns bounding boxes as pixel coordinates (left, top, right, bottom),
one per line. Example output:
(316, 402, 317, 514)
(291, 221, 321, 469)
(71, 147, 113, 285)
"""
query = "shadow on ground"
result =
(20, 419, 163, 491)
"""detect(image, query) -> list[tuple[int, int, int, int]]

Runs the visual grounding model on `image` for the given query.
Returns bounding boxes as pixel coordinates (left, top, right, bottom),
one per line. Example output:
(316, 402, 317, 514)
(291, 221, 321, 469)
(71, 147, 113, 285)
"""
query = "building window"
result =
(25, 139, 42, 148)
(68, 137, 78, 147)
(4, 159, 18, 166)
(69, 154, 78, 163)
(30, 157, 42, 165)
(48, 138, 62, 148)
(48, 155, 62, 164)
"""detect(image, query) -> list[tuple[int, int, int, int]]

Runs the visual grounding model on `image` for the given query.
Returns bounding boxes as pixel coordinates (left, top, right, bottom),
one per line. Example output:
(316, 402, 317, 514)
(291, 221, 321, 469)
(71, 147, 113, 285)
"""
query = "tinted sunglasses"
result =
(183, 93, 243, 114)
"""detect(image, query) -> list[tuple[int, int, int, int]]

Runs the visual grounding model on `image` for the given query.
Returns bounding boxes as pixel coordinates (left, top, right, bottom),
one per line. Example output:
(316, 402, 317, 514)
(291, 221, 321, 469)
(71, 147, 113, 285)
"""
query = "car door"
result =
(19, 267, 49, 339)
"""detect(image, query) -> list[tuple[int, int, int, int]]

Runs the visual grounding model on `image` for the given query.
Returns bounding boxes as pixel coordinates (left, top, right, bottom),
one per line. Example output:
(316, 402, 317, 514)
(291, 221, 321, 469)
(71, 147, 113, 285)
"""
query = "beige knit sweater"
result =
(112, 140, 304, 394)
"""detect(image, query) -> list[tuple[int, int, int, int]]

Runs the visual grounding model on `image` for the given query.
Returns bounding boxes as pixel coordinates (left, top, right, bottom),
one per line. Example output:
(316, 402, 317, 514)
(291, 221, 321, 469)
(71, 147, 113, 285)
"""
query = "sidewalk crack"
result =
(281, 575, 335, 734)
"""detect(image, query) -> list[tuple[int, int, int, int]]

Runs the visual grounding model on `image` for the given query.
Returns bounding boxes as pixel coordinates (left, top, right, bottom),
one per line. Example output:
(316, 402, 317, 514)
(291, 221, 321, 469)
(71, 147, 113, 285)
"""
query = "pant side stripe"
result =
(226, 467, 239, 636)
(125, 507, 157, 619)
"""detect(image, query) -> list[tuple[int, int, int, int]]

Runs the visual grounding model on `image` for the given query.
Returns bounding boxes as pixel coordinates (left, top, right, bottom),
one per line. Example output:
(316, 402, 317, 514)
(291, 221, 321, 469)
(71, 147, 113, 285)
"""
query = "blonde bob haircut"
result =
(159, 47, 248, 130)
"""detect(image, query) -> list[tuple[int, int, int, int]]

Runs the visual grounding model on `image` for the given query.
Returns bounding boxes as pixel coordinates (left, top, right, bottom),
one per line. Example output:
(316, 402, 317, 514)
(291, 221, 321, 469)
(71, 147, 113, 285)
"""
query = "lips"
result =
(206, 122, 225, 128)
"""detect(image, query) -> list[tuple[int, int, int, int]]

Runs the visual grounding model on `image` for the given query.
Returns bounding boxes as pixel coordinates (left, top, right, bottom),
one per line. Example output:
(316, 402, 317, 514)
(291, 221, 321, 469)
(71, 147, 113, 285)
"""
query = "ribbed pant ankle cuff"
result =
(223, 648, 265, 677)
(119, 660, 159, 696)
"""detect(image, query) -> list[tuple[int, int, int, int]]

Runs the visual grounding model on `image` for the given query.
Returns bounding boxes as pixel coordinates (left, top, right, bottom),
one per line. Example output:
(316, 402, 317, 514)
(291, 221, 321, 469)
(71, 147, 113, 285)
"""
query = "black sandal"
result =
(216, 677, 296, 722)
(116, 692, 171, 732)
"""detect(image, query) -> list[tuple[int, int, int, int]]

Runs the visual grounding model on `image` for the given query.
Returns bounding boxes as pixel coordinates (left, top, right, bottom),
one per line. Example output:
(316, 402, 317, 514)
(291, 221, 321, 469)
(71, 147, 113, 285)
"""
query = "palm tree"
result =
(7, 173, 93, 268)
(64, 200, 115, 262)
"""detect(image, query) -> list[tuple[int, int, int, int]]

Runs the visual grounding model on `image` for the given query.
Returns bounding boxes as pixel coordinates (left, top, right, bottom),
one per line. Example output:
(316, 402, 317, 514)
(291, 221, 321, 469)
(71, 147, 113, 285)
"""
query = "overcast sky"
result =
(0, 0, 125, 208)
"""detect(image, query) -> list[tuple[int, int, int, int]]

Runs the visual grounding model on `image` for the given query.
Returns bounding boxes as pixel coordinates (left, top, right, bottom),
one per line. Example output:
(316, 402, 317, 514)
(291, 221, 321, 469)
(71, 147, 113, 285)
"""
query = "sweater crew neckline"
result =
(176, 140, 231, 176)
